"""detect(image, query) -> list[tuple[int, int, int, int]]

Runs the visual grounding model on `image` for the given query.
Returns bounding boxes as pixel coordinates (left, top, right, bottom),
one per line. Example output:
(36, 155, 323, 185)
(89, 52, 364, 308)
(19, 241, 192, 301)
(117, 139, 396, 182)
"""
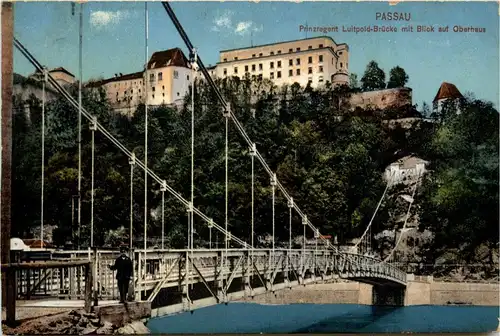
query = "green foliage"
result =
(11, 75, 498, 263)
(349, 73, 359, 89)
(387, 66, 409, 89)
(417, 98, 499, 262)
(361, 61, 386, 91)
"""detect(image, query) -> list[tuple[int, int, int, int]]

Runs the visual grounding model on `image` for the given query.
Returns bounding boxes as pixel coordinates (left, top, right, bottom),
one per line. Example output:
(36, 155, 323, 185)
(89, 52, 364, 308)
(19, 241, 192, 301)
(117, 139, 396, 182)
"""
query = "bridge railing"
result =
(10, 248, 406, 301)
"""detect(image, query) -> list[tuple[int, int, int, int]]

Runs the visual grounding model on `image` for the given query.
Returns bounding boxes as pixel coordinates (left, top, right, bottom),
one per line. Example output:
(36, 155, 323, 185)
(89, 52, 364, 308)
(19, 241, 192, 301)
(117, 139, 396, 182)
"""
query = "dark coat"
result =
(110, 254, 133, 280)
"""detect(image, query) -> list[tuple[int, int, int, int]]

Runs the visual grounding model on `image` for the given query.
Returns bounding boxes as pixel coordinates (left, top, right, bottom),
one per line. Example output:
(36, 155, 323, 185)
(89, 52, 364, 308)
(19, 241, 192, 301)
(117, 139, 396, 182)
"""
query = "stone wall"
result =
(238, 282, 372, 305)
(13, 83, 58, 102)
(430, 281, 499, 306)
(239, 278, 499, 306)
(349, 88, 412, 110)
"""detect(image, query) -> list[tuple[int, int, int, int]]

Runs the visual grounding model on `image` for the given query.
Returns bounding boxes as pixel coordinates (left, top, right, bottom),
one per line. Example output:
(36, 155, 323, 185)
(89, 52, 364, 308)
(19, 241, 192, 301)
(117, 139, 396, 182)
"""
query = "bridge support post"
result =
(372, 285, 405, 306)
(265, 250, 272, 292)
(181, 251, 191, 311)
(128, 248, 136, 302)
(243, 250, 252, 298)
(215, 250, 225, 302)
(284, 250, 290, 289)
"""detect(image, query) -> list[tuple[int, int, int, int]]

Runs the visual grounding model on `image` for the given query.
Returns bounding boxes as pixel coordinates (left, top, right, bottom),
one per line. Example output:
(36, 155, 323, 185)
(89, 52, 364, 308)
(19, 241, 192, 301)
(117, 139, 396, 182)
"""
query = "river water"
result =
(147, 303, 499, 334)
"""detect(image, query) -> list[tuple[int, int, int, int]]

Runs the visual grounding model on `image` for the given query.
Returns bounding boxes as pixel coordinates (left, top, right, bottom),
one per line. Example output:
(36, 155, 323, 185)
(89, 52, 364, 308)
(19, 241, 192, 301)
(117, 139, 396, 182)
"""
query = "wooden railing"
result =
(1, 260, 92, 325)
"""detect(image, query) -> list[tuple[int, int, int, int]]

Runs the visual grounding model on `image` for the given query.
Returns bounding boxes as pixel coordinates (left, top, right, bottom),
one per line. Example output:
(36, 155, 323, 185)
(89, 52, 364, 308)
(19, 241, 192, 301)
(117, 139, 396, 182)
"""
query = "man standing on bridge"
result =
(109, 246, 133, 303)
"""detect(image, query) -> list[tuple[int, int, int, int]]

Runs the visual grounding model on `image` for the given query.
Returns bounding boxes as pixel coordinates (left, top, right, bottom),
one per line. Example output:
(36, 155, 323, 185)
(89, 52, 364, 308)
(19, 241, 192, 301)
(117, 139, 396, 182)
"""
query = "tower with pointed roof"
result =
(433, 82, 463, 115)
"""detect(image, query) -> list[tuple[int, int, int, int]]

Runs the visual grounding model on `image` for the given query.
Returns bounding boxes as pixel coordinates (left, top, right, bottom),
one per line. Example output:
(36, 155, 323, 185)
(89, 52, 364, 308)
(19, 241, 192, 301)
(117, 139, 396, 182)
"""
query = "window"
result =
(158, 72, 163, 81)
(116, 92, 119, 96)
(234, 57, 238, 60)
(308, 45, 312, 50)
(163, 93, 165, 96)
(152, 87, 156, 92)
(245, 65, 249, 72)
(289, 69, 293, 77)
(187, 75, 190, 80)
(270, 72, 274, 79)
(174, 71, 179, 79)
(223, 58, 227, 62)
(252, 64, 256, 71)
(308, 77, 312, 84)
(270, 51, 274, 55)
(289, 59, 293, 66)
(277, 50, 281, 54)
(177, 92, 180, 96)
(152, 94, 155, 99)
(270, 62, 274, 69)
(319, 44, 323, 48)
(332, 58, 334, 64)
(308, 56, 312, 64)
(131, 89, 133, 93)
(162, 85, 165, 90)
(319, 76, 324, 82)
(296, 58, 300, 65)
(296, 47, 300, 52)
(149, 73, 155, 81)
(234, 67, 238, 74)
(139, 89, 141, 93)
(319, 66, 323, 73)
(319, 55, 323, 62)
(258, 74, 262, 80)
(277, 71, 281, 78)
(223, 68, 227, 75)
(338, 51, 343, 55)
(340, 62, 343, 68)
(277, 61, 281, 68)
(308, 67, 312, 74)
(259, 64, 263, 70)
(346, 63, 348, 69)
(252, 54, 256, 58)
(296, 69, 300, 75)
(252, 75, 256, 80)
(259, 53, 263, 57)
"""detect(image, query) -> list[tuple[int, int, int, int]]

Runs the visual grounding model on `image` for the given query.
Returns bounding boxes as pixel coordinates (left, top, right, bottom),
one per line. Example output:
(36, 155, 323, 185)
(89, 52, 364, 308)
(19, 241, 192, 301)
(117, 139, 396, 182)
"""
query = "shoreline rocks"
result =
(2, 309, 150, 335)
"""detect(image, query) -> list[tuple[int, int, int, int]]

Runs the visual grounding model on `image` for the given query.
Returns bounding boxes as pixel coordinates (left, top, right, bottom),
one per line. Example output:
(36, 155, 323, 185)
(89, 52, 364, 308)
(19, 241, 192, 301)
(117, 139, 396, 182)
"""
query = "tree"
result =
(387, 66, 409, 89)
(349, 73, 359, 89)
(361, 61, 386, 91)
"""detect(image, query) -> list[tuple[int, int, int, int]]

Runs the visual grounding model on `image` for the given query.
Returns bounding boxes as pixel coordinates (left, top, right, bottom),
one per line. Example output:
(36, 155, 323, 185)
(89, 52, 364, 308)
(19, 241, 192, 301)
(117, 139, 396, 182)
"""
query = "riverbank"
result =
(1, 306, 150, 335)
(237, 277, 499, 306)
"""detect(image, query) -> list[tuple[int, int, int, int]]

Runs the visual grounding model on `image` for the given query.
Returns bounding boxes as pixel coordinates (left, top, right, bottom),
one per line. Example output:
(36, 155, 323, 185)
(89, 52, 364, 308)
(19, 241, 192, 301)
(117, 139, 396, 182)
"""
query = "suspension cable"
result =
(354, 173, 394, 253)
(90, 116, 97, 247)
(384, 175, 421, 263)
(250, 143, 256, 250)
(129, 153, 135, 250)
(161, 2, 334, 251)
(190, 48, 197, 260)
(160, 180, 166, 250)
(40, 67, 47, 249)
(143, 2, 149, 286)
(13, 37, 248, 249)
(77, 3, 83, 249)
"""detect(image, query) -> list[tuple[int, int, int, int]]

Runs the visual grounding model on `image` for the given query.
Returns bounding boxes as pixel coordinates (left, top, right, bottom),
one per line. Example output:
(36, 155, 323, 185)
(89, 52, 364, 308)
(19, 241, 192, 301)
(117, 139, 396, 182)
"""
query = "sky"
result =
(13, 1, 499, 109)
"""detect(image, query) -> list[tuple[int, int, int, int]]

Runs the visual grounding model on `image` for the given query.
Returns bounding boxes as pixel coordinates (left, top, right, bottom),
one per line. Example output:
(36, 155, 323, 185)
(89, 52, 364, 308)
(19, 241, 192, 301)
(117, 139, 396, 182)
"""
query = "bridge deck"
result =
(11, 248, 406, 317)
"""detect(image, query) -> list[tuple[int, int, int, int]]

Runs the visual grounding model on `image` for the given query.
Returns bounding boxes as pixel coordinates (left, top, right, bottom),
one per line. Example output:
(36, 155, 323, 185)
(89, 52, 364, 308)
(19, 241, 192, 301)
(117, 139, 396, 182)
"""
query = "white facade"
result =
(212, 36, 349, 89)
(385, 156, 428, 184)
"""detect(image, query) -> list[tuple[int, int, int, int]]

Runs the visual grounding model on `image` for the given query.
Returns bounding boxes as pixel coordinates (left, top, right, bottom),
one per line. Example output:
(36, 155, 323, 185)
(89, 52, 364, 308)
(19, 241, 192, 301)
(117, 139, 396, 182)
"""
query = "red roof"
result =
(147, 48, 189, 70)
(433, 82, 463, 103)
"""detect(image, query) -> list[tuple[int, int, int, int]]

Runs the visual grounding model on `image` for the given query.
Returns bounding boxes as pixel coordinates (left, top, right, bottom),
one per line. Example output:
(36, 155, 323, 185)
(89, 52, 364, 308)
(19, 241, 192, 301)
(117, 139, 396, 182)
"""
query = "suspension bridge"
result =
(3, 2, 417, 320)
